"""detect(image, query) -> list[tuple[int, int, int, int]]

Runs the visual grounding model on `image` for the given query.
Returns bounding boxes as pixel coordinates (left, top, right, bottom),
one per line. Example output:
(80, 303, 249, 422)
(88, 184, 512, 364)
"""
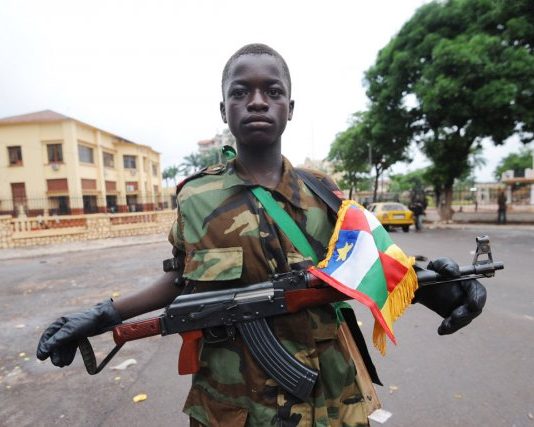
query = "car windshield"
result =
(382, 203, 407, 211)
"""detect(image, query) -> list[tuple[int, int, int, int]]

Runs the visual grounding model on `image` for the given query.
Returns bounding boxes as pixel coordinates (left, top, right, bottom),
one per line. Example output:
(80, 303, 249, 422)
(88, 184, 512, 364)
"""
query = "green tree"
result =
(365, 0, 534, 220)
(329, 110, 411, 201)
(494, 147, 533, 180)
(178, 153, 203, 176)
(199, 148, 222, 167)
(162, 165, 179, 186)
(389, 168, 429, 193)
(328, 116, 370, 199)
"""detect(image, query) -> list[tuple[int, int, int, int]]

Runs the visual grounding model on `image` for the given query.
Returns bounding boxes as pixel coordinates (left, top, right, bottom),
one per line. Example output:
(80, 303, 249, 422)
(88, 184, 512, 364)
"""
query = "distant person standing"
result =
(497, 190, 507, 224)
(409, 199, 425, 231)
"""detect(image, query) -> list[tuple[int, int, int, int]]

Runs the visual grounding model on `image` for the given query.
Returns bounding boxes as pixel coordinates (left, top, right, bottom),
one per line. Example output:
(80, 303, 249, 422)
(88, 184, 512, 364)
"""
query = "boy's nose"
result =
(247, 90, 268, 111)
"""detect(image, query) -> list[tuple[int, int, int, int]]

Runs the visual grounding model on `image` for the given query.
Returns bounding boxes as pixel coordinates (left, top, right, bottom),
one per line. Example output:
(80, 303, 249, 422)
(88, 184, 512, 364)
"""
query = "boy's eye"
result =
(231, 88, 247, 97)
(267, 88, 283, 97)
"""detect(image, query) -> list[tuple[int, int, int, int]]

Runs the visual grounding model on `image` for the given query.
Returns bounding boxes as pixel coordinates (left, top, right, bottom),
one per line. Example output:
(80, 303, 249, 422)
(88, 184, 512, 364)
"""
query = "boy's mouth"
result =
(243, 115, 273, 125)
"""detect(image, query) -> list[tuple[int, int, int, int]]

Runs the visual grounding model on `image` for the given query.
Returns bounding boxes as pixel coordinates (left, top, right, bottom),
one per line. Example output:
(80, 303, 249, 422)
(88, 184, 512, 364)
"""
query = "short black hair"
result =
(221, 43, 292, 98)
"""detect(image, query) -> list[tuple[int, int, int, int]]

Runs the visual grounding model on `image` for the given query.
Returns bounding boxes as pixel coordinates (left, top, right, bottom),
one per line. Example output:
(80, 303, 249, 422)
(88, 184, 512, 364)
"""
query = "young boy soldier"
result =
(37, 44, 486, 426)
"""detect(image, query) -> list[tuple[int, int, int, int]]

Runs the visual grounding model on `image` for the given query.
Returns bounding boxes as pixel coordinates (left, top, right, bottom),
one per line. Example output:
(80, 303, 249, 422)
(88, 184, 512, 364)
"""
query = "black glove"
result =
(36, 299, 122, 367)
(413, 257, 487, 335)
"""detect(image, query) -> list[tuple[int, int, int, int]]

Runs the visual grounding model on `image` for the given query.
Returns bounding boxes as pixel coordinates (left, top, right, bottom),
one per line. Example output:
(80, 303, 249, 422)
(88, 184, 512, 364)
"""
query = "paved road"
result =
(1, 228, 532, 426)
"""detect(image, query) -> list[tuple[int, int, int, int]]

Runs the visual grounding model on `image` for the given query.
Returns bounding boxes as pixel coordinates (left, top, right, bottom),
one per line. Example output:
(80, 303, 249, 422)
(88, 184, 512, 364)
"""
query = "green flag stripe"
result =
(372, 225, 394, 253)
(357, 258, 388, 308)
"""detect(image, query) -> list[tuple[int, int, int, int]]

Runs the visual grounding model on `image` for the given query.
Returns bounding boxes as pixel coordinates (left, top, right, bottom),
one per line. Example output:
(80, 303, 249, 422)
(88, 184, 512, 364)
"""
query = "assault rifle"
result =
(78, 235, 503, 401)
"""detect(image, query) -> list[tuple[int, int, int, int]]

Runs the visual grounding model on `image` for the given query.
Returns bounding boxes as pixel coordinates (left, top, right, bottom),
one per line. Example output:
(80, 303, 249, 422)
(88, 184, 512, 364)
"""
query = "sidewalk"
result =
(424, 207, 534, 226)
(0, 232, 167, 261)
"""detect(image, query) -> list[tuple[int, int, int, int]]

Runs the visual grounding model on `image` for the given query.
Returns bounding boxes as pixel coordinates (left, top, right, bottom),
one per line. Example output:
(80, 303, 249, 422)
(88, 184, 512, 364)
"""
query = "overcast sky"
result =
(0, 0, 527, 182)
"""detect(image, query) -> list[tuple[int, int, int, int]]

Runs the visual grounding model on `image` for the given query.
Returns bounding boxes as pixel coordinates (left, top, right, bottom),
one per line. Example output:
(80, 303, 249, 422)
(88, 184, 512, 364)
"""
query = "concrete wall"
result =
(0, 210, 175, 248)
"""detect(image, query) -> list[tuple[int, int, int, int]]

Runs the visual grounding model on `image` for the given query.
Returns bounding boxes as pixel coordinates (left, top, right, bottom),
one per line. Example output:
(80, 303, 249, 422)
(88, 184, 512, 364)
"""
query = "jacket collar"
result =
(222, 156, 307, 209)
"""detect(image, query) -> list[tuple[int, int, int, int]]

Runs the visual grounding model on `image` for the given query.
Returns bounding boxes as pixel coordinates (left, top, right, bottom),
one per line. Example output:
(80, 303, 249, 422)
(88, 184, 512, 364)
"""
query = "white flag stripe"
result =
(363, 208, 381, 231)
(331, 231, 379, 289)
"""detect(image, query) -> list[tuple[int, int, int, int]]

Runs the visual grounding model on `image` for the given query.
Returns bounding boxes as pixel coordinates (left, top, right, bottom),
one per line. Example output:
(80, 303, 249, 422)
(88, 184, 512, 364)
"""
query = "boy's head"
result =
(221, 43, 291, 99)
(220, 43, 294, 148)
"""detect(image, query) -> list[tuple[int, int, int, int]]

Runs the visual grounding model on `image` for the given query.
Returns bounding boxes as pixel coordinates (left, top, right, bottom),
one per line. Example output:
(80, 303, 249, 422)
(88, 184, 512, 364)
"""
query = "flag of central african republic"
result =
(308, 200, 418, 354)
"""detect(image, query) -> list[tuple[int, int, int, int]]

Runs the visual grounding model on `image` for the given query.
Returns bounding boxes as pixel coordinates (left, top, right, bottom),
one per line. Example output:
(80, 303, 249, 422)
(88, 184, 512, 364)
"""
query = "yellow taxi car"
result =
(367, 202, 414, 232)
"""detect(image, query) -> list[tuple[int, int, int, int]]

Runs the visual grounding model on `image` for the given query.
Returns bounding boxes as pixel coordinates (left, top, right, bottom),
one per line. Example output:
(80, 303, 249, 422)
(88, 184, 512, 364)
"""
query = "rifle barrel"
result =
(417, 262, 504, 285)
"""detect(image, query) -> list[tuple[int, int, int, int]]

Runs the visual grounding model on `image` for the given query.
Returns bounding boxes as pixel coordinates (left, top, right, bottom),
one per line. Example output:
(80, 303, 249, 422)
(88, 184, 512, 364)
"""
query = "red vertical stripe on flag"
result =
(379, 251, 408, 292)
(341, 207, 371, 234)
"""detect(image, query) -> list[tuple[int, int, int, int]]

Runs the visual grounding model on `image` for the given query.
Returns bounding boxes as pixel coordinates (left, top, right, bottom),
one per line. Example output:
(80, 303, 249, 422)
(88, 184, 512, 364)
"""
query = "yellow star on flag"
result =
(336, 242, 353, 261)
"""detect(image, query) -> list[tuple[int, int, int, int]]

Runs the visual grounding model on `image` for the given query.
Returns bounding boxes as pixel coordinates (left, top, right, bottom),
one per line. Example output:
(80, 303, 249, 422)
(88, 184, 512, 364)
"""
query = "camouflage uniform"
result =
(168, 157, 369, 427)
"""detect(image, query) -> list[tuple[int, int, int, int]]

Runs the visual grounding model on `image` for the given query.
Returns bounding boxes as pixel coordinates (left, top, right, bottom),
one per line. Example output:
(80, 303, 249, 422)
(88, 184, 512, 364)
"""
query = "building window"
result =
(103, 152, 114, 168)
(81, 179, 97, 190)
(152, 163, 158, 177)
(83, 195, 98, 214)
(105, 180, 117, 192)
(125, 181, 138, 192)
(78, 145, 94, 163)
(8, 146, 23, 166)
(123, 155, 137, 169)
(48, 196, 70, 215)
(47, 144, 63, 163)
(106, 195, 117, 213)
(47, 178, 69, 192)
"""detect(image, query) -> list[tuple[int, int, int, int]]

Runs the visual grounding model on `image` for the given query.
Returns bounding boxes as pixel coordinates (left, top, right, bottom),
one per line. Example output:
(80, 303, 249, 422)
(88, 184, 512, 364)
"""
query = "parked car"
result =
(367, 202, 414, 232)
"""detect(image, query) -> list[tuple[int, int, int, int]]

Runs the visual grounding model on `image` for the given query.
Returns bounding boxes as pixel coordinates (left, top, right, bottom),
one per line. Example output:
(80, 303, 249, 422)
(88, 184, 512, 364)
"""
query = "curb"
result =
(425, 222, 534, 231)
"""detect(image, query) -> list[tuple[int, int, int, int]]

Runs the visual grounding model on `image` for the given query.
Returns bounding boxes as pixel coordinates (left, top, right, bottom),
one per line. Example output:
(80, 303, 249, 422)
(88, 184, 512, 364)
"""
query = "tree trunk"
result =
(373, 168, 380, 202)
(438, 184, 455, 222)
(349, 186, 354, 200)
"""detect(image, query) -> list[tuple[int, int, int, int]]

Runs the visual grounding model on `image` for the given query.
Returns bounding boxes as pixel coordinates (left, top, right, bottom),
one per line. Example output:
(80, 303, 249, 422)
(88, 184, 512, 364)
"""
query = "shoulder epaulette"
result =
(175, 164, 226, 195)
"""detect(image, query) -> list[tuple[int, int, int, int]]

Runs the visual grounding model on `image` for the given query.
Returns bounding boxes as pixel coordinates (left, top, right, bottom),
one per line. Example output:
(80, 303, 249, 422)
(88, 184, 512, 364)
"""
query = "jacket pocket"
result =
(183, 247, 243, 281)
(184, 385, 248, 427)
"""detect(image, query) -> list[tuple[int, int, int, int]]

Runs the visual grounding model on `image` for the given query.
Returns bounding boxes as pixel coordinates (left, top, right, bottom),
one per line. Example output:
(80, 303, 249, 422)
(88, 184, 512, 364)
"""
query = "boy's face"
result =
(220, 54, 294, 148)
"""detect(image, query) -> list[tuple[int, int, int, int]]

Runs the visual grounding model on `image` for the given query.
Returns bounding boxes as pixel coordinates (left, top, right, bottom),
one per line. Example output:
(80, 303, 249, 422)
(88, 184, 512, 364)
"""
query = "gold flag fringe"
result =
(373, 249, 418, 355)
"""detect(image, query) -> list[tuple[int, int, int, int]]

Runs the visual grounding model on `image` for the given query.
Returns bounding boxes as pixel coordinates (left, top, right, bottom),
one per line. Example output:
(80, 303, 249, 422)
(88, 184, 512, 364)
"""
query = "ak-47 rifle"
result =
(78, 235, 503, 401)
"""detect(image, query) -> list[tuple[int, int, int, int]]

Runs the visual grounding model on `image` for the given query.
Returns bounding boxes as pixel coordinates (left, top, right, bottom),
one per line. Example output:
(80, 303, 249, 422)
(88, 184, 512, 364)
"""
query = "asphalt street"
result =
(0, 227, 532, 427)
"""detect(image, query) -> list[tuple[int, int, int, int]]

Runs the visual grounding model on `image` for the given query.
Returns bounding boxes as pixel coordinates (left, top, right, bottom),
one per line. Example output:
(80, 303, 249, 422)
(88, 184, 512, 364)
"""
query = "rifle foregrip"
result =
(113, 318, 162, 346)
(237, 318, 318, 401)
(178, 330, 203, 375)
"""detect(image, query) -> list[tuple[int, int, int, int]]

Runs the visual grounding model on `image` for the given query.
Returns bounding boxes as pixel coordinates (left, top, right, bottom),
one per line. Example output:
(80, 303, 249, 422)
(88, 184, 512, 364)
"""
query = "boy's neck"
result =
(236, 142, 283, 189)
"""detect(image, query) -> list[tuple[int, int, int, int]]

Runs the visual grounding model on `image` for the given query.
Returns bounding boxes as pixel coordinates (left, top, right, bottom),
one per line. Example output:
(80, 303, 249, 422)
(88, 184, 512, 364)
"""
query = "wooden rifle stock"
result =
(113, 318, 161, 346)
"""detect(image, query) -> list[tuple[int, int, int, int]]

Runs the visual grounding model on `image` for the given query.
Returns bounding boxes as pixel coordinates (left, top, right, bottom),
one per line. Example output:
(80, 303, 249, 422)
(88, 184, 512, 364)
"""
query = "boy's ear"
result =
(288, 100, 295, 121)
(220, 101, 227, 123)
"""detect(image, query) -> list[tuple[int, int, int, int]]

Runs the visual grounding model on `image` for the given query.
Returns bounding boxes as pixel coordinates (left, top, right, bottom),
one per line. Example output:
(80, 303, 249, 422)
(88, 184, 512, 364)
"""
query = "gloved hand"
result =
(36, 299, 122, 367)
(413, 257, 487, 335)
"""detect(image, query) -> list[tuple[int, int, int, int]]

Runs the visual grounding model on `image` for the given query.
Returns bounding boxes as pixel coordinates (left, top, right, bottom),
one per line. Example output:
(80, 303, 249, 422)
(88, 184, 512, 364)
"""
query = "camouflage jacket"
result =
(168, 157, 369, 427)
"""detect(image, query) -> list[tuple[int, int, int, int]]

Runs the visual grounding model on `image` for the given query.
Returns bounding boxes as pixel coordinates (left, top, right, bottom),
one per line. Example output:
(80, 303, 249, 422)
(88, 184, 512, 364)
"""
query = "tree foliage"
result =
(328, 110, 411, 200)
(365, 0, 534, 219)
(494, 146, 533, 179)
(162, 165, 179, 186)
(178, 148, 229, 177)
(389, 168, 430, 193)
(328, 114, 371, 199)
